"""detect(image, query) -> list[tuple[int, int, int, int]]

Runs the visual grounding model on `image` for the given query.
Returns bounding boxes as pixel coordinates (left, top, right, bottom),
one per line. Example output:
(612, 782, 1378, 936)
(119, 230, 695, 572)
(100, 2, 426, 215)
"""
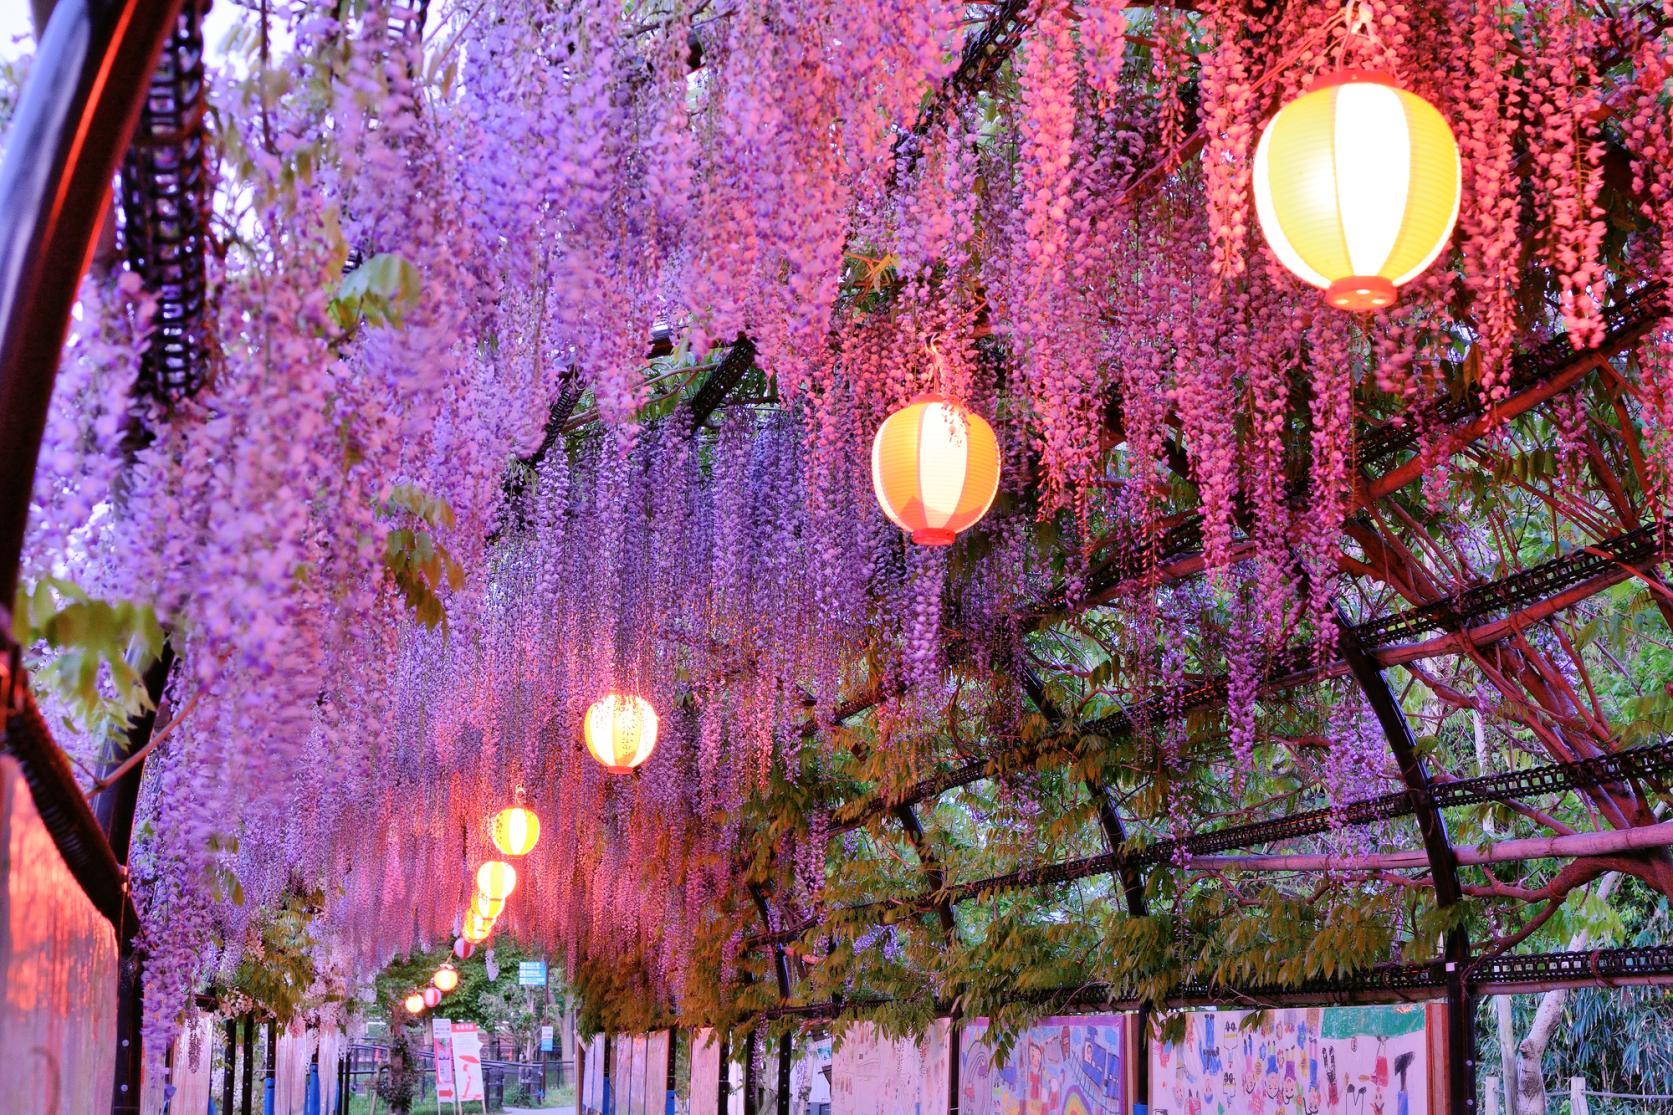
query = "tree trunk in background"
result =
(1514, 873, 1620, 1115)
(1497, 996, 1520, 1115)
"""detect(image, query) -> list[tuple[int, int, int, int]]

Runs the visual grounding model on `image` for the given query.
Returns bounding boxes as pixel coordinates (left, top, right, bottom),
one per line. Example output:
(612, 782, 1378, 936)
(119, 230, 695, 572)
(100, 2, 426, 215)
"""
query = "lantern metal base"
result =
(911, 528, 957, 546)
(1327, 275, 1397, 311)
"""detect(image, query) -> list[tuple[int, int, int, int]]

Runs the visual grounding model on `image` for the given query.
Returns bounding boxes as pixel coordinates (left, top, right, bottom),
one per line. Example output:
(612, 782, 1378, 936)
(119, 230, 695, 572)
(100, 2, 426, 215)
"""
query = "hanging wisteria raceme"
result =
(10, 0, 1673, 1055)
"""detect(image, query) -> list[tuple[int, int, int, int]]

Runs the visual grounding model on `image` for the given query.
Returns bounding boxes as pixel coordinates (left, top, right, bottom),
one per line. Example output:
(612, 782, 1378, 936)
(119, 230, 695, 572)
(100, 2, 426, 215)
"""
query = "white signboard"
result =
(451, 1022, 486, 1104)
(432, 1017, 457, 1104)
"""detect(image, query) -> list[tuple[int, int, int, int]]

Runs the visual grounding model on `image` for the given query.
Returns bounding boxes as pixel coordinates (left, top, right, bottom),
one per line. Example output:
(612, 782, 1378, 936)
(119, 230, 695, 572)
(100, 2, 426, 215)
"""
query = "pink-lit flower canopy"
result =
(9, 0, 1673, 1066)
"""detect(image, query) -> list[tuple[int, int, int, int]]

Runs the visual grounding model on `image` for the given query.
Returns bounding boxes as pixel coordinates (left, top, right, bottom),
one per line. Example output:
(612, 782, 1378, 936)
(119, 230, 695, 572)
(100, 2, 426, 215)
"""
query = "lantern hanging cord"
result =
(1336, 0, 1383, 69)
(926, 335, 948, 395)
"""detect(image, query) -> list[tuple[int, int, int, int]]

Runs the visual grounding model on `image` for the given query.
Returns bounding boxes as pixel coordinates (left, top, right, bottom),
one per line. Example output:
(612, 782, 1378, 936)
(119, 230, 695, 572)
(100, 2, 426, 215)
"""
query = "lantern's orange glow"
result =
(433, 967, 459, 994)
(583, 694, 659, 773)
(1253, 70, 1460, 311)
(422, 987, 442, 1008)
(473, 892, 505, 920)
(453, 937, 474, 960)
(490, 806, 541, 856)
(476, 859, 517, 900)
(404, 993, 426, 1015)
(463, 909, 496, 943)
(871, 395, 1000, 546)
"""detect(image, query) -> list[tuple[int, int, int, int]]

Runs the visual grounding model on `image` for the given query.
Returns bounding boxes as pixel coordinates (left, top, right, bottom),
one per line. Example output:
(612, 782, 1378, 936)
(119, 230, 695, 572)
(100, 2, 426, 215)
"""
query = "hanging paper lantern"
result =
(870, 395, 1001, 546)
(422, 986, 443, 1009)
(452, 937, 474, 961)
(490, 806, 541, 856)
(1252, 70, 1460, 311)
(473, 892, 506, 920)
(476, 859, 518, 900)
(462, 914, 494, 944)
(433, 967, 459, 994)
(404, 993, 426, 1015)
(583, 694, 659, 773)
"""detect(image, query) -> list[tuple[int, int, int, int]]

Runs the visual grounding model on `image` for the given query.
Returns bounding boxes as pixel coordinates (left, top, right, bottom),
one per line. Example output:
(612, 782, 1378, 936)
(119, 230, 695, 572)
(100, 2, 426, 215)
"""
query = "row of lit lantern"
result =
(868, 69, 1459, 553)
(405, 805, 545, 1016)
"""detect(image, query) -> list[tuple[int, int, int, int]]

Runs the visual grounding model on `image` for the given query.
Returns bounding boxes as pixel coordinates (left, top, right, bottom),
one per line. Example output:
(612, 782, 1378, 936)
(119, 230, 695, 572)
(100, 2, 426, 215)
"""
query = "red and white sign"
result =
(432, 1017, 457, 1103)
(451, 1022, 486, 1104)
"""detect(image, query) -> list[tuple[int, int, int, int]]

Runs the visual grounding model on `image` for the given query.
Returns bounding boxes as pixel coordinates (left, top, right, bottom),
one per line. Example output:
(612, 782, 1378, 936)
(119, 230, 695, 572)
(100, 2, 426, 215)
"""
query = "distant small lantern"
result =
(452, 937, 474, 960)
(583, 694, 659, 774)
(1252, 70, 1461, 311)
(476, 859, 518, 900)
(473, 892, 506, 920)
(490, 806, 541, 856)
(422, 987, 443, 1009)
(404, 992, 426, 1015)
(433, 966, 459, 994)
(871, 395, 1001, 546)
(463, 910, 496, 943)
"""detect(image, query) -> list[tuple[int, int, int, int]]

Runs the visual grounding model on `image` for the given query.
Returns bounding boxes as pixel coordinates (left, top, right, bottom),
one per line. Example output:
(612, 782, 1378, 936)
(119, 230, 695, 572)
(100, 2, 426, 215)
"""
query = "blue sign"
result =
(518, 959, 548, 986)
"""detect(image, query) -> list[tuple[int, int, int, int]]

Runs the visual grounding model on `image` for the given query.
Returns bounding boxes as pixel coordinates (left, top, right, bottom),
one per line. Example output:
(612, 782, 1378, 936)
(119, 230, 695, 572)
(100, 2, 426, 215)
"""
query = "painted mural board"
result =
(1148, 1004, 1433, 1115)
(646, 1031, 672, 1114)
(583, 1034, 607, 1115)
(832, 1020, 949, 1115)
(960, 1014, 1127, 1115)
(690, 1029, 746, 1115)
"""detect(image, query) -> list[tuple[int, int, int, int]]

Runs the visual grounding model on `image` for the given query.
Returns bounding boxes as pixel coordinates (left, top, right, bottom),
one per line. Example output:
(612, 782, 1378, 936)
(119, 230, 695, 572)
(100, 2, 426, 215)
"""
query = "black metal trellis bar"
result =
(752, 942, 1673, 1023)
(1072, 278, 1669, 609)
(119, 0, 210, 403)
(831, 517, 1668, 836)
(746, 737, 1673, 948)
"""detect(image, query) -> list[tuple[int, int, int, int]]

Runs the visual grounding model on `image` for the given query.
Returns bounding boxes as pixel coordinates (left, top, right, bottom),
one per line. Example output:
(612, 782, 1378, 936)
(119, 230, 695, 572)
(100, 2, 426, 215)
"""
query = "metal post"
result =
(666, 1029, 679, 1115)
(717, 1032, 731, 1115)
(947, 1018, 961, 1115)
(776, 1032, 791, 1115)
(265, 1020, 277, 1115)
(602, 1032, 613, 1115)
(1338, 616, 1474, 1113)
(742, 1030, 758, 1115)
(0, 0, 184, 608)
(223, 1017, 238, 1115)
(241, 1016, 255, 1115)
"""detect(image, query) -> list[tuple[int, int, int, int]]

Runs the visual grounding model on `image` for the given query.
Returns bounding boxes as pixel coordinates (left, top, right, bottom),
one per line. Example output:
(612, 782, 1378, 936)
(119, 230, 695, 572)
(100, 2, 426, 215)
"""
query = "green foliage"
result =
(214, 887, 346, 1025)
(377, 484, 464, 630)
(373, 939, 561, 1036)
(12, 576, 165, 737)
(329, 252, 422, 332)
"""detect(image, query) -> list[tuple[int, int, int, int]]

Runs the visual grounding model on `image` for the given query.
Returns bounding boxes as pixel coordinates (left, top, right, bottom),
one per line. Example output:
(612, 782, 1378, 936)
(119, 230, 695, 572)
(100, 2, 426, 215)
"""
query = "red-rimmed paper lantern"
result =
(463, 910, 496, 943)
(433, 966, 459, 994)
(476, 859, 517, 900)
(490, 806, 541, 856)
(422, 986, 442, 1009)
(1252, 69, 1461, 311)
(870, 394, 1001, 546)
(404, 992, 426, 1015)
(452, 937, 474, 961)
(583, 694, 659, 774)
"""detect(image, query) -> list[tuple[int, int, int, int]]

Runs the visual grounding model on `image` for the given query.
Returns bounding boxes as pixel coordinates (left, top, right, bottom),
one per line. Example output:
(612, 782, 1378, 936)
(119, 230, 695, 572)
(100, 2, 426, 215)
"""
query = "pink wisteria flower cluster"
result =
(11, 0, 1673, 1052)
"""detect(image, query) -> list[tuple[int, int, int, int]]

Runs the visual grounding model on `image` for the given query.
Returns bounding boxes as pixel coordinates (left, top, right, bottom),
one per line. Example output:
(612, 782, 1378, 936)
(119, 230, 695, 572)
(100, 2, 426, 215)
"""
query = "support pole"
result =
(742, 1030, 758, 1115)
(602, 1032, 613, 1115)
(717, 1032, 731, 1115)
(241, 1016, 256, 1115)
(0, 0, 184, 608)
(1338, 616, 1475, 1114)
(223, 1017, 238, 1115)
(776, 1032, 791, 1115)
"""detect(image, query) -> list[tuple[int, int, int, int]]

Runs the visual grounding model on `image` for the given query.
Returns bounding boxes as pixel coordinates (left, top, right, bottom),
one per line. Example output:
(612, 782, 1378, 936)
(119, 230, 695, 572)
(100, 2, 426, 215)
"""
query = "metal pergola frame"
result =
(2, 5, 1671, 1115)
